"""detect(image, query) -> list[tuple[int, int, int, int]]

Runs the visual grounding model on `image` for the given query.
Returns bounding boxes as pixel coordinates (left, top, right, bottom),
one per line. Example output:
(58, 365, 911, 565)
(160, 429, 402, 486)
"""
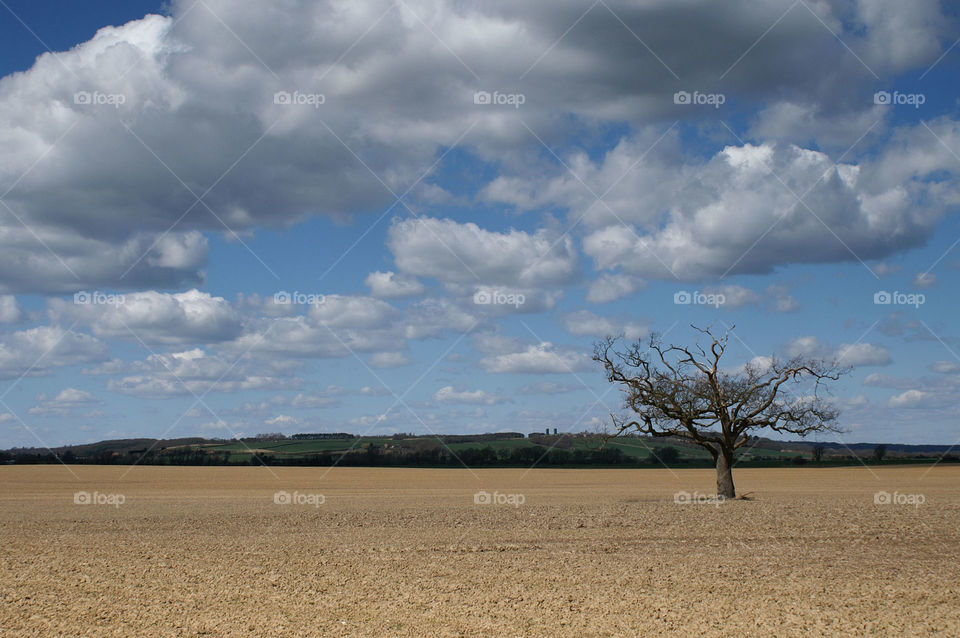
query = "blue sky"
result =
(0, 0, 959, 447)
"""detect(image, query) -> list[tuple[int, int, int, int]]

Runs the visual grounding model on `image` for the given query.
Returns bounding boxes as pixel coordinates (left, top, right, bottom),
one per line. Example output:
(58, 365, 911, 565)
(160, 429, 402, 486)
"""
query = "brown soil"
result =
(1, 465, 958, 636)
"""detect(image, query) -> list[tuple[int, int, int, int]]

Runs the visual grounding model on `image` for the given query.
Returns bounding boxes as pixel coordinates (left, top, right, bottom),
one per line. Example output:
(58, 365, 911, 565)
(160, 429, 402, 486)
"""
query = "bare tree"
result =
(594, 326, 846, 498)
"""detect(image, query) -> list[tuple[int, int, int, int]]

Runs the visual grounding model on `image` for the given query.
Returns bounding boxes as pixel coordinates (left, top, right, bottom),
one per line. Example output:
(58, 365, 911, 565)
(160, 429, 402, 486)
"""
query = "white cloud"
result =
(749, 101, 887, 149)
(28, 388, 103, 416)
(368, 351, 410, 368)
(931, 361, 960, 374)
(836, 343, 892, 367)
(433, 386, 504, 405)
(492, 134, 949, 281)
(593, 143, 938, 280)
(403, 298, 480, 338)
(854, 0, 946, 72)
(0, 0, 952, 293)
(479, 342, 591, 374)
(889, 389, 931, 408)
(104, 348, 299, 398)
(562, 310, 649, 340)
(267, 386, 346, 409)
(585, 273, 644, 304)
(226, 295, 480, 365)
(230, 295, 400, 359)
(703, 285, 760, 309)
(387, 217, 579, 288)
(0, 296, 24, 323)
(786, 336, 891, 367)
(364, 271, 425, 298)
(264, 415, 300, 427)
(48, 289, 241, 345)
(0, 326, 106, 379)
(766, 285, 800, 313)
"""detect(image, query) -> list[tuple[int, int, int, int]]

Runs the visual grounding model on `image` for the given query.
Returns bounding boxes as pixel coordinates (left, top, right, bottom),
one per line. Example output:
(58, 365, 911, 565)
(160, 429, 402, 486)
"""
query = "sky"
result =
(0, 0, 958, 448)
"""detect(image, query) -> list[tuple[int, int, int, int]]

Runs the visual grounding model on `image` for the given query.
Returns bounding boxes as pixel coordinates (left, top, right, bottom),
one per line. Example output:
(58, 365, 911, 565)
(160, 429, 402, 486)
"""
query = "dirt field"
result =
(1, 465, 958, 636)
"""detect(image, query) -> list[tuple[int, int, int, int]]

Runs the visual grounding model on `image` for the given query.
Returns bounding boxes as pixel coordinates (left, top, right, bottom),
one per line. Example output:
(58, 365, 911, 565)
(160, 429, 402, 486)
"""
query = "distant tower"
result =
(554, 428, 558, 435)
(545, 428, 549, 434)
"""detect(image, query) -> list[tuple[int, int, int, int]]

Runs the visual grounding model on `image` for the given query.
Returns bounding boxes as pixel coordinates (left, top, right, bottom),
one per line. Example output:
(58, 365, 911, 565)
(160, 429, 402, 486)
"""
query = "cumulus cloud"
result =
(28, 388, 103, 417)
(889, 389, 931, 408)
(562, 310, 649, 340)
(854, 0, 946, 71)
(587, 143, 942, 280)
(271, 386, 346, 409)
(224, 295, 479, 366)
(766, 284, 800, 313)
(264, 415, 301, 428)
(748, 101, 888, 150)
(228, 295, 402, 359)
(0, 296, 24, 323)
(786, 336, 891, 367)
(491, 130, 952, 281)
(387, 217, 579, 288)
(48, 289, 242, 345)
(368, 351, 411, 368)
(835, 343, 892, 367)
(931, 361, 960, 374)
(0, 326, 106, 379)
(585, 273, 645, 304)
(433, 386, 504, 405)
(0, 0, 953, 294)
(703, 285, 760, 309)
(479, 342, 591, 374)
(364, 271, 425, 298)
(102, 348, 299, 398)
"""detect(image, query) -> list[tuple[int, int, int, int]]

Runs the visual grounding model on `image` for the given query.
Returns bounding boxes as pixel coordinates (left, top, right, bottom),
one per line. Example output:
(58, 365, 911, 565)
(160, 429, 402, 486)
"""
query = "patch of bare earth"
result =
(1, 465, 958, 636)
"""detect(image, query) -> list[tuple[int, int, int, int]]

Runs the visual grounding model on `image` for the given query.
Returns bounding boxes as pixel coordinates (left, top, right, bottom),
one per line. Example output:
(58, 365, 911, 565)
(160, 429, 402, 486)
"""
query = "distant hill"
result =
(2, 432, 957, 468)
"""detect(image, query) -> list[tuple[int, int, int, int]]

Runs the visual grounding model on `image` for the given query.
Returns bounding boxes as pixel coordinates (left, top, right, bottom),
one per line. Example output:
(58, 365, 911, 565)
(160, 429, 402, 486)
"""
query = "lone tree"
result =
(594, 326, 846, 498)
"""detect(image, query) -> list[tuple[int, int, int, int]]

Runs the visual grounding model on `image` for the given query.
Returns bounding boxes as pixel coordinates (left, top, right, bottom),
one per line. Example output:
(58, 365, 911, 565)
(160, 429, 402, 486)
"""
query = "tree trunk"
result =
(716, 449, 736, 499)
